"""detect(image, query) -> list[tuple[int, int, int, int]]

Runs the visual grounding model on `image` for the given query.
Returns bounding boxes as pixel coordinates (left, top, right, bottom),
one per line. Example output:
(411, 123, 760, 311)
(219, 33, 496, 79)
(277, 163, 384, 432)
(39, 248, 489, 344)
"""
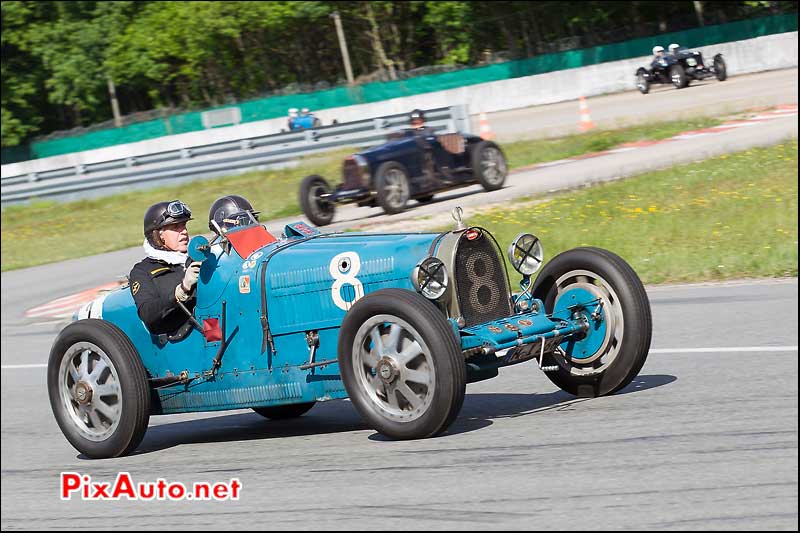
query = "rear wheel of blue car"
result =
(47, 319, 150, 459)
(338, 289, 466, 439)
(472, 141, 507, 191)
(375, 162, 411, 215)
(531, 247, 652, 397)
(300, 174, 335, 226)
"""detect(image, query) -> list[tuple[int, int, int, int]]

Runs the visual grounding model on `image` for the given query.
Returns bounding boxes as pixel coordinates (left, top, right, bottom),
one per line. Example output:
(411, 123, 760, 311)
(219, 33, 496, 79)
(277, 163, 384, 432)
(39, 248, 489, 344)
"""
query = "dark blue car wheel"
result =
(300, 174, 335, 226)
(471, 141, 507, 191)
(531, 247, 652, 397)
(375, 162, 411, 215)
(338, 289, 466, 439)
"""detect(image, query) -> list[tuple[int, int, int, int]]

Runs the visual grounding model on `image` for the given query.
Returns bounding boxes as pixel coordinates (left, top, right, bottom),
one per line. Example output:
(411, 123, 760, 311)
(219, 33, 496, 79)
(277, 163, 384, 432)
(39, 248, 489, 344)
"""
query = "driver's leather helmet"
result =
(143, 200, 193, 249)
(208, 195, 260, 235)
(409, 108, 425, 128)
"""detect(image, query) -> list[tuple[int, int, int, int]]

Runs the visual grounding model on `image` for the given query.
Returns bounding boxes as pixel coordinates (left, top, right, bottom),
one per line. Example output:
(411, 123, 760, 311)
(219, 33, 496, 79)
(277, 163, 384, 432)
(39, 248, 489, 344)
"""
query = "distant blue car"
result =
(48, 212, 651, 458)
(299, 129, 508, 225)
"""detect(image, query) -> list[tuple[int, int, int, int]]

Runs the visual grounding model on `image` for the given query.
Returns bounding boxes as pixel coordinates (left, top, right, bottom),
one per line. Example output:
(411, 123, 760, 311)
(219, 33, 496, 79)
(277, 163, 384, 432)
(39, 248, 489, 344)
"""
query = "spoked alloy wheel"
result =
(48, 319, 150, 458)
(472, 141, 508, 191)
(58, 342, 124, 442)
(338, 289, 465, 439)
(375, 162, 411, 215)
(352, 315, 436, 423)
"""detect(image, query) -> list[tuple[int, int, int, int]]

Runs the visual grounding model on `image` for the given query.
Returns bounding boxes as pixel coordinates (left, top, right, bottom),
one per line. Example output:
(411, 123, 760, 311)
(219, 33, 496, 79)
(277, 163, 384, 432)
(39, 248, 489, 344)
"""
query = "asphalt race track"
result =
(1, 68, 798, 530)
(1, 280, 797, 529)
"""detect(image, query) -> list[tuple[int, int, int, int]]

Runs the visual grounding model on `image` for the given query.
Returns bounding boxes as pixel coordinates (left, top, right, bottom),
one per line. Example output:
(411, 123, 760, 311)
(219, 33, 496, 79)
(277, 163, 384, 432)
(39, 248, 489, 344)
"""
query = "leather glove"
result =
(175, 261, 201, 302)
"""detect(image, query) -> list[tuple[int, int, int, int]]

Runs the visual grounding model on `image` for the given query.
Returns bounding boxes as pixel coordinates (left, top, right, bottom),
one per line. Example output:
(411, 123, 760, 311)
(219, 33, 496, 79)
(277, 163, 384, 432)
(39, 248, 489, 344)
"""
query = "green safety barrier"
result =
(3, 13, 795, 164)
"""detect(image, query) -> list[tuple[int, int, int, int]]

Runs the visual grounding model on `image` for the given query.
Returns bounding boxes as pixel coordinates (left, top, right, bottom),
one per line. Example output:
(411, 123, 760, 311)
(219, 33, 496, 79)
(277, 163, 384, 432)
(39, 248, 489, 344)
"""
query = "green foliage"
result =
(2, 1, 796, 146)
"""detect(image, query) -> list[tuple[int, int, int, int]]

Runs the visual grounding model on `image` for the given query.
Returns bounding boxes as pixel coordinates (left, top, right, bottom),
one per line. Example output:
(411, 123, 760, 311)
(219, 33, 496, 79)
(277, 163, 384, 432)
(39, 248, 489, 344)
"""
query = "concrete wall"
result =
(2, 31, 796, 180)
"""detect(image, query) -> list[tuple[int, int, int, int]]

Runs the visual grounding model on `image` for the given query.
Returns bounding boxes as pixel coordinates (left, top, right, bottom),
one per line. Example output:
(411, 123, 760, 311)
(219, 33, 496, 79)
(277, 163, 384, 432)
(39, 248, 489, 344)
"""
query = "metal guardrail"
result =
(0, 105, 471, 205)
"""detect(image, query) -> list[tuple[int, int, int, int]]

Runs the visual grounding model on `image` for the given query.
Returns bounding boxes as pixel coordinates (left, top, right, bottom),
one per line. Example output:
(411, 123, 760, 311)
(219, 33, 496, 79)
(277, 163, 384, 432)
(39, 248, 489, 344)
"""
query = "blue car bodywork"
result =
(49, 215, 652, 458)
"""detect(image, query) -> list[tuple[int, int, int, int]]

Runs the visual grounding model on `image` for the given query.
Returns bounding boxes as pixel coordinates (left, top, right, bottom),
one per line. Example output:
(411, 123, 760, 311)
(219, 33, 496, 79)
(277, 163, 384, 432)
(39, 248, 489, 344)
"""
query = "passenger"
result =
(208, 195, 263, 257)
(208, 194, 261, 238)
(129, 200, 200, 335)
(668, 43, 683, 57)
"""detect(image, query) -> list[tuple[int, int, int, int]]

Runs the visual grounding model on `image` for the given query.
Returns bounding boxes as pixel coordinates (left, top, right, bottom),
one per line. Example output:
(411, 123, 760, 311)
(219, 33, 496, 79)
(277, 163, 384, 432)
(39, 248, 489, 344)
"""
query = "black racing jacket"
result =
(129, 257, 196, 335)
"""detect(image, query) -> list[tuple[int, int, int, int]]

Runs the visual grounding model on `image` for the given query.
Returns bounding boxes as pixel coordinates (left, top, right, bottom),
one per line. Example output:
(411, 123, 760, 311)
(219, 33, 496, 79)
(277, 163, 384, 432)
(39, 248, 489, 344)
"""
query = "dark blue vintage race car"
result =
(48, 209, 651, 458)
(299, 129, 508, 225)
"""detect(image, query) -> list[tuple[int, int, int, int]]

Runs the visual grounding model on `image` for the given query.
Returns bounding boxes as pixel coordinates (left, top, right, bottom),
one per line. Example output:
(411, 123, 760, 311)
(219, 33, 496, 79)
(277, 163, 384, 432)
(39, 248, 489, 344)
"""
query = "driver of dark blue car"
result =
(129, 200, 200, 335)
(409, 108, 435, 136)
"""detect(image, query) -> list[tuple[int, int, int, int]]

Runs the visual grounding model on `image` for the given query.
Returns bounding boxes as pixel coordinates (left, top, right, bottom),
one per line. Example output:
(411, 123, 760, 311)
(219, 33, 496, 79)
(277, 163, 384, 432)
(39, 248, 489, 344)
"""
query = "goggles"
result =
(220, 210, 260, 231)
(159, 200, 192, 225)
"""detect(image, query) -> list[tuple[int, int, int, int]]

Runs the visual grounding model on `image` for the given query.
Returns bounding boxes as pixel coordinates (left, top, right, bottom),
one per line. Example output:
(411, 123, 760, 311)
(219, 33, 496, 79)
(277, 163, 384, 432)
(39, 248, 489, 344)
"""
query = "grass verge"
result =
(0, 115, 763, 273)
(458, 141, 798, 284)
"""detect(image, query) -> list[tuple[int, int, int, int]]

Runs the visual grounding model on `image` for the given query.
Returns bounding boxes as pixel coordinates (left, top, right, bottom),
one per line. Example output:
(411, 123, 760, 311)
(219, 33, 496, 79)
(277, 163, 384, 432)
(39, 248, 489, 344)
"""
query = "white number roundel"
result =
(330, 252, 364, 310)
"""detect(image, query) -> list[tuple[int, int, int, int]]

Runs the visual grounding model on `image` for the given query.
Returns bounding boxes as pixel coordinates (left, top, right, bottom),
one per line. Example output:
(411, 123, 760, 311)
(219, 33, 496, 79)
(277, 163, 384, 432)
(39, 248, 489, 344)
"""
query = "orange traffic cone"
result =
(479, 112, 495, 140)
(578, 96, 595, 132)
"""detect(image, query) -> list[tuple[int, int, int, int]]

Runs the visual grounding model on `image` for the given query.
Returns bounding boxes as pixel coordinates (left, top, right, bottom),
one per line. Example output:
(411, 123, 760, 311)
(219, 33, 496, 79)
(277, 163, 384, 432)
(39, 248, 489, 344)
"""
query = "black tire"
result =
(531, 247, 652, 397)
(375, 161, 411, 215)
(416, 195, 434, 204)
(669, 64, 688, 89)
(636, 70, 650, 94)
(252, 402, 316, 420)
(714, 54, 727, 81)
(299, 174, 335, 226)
(338, 288, 466, 439)
(47, 319, 150, 459)
(471, 140, 507, 191)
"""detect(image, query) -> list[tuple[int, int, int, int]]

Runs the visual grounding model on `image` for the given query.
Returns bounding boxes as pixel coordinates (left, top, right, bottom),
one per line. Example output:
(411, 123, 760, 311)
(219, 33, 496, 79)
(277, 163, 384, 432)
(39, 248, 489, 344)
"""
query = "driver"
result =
(408, 109, 437, 178)
(409, 109, 435, 136)
(651, 45, 666, 68)
(129, 200, 201, 335)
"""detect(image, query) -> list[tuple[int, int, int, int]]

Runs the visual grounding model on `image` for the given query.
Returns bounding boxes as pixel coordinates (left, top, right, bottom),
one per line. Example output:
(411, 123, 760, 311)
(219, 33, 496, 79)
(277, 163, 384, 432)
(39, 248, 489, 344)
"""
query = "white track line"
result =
(3, 346, 797, 370)
(649, 346, 797, 354)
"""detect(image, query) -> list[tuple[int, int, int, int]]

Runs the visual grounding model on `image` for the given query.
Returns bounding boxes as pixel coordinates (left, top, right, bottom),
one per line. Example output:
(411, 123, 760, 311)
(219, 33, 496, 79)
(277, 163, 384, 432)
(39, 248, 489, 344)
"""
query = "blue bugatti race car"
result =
(48, 209, 651, 458)
(299, 127, 508, 225)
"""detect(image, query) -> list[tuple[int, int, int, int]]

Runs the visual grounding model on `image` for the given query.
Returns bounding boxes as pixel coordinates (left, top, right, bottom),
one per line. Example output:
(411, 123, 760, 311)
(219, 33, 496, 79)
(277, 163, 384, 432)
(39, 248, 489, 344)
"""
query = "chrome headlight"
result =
(353, 154, 371, 180)
(507, 233, 543, 276)
(411, 257, 448, 300)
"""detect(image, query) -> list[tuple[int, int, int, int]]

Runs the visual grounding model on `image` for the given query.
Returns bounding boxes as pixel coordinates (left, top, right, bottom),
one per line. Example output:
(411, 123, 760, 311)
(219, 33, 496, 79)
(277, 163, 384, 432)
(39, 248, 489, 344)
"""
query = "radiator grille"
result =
(342, 159, 363, 189)
(454, 231, 512, 326)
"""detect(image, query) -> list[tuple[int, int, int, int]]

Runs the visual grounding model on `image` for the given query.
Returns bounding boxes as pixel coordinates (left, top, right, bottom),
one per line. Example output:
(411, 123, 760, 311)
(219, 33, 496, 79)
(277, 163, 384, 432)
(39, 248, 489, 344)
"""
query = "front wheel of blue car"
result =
(47, 319, 150, 459)
(531, 247, 652, 397)
(338, 289, 466, 440)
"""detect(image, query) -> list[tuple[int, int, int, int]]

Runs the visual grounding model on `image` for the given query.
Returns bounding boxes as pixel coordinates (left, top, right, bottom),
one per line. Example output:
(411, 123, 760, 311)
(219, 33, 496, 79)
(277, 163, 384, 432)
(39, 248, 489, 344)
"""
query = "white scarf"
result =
(143, 239, 188, 266)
